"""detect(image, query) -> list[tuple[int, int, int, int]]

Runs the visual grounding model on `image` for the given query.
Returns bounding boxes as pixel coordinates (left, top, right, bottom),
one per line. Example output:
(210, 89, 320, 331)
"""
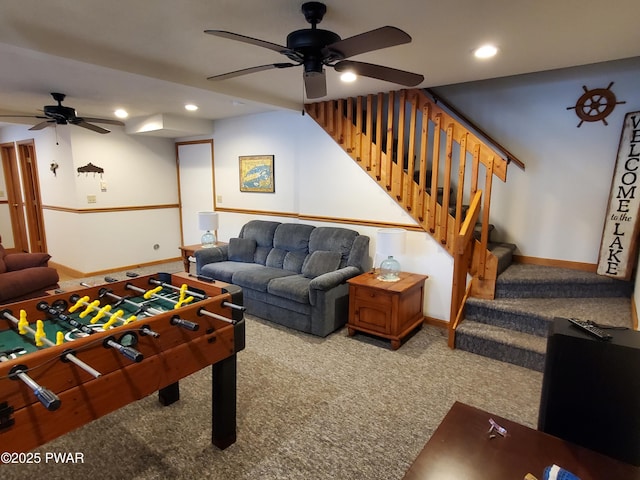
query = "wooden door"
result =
(17, 140, 47, 253)
(0, 142, 28, 252)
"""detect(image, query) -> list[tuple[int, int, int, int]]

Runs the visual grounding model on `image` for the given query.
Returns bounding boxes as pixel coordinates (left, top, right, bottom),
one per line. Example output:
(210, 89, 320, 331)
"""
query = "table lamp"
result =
(376, 228, 406, 281)
(198, 211, 219, 248)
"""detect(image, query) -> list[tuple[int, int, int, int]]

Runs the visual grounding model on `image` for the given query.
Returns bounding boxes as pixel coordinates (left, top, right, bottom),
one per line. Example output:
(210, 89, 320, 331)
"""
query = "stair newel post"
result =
(477, 156, 495, 280)
(454, 134, 468, 235)
(385, 91, 395, 191)
(405, 91, 418, 214)
(355, 95, 363, 162)
(374, 92, 383, 180)
(428, 113, 442, 235)
(417, 101, 430, 224)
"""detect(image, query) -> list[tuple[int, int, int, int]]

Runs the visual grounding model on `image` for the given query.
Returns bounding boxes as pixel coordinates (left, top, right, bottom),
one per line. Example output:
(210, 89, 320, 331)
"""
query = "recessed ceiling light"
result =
(114, 109, 128, 118)
(185, 104, 198, 111)
(340, 71, 357, 83)
(474, 44, 498, 59)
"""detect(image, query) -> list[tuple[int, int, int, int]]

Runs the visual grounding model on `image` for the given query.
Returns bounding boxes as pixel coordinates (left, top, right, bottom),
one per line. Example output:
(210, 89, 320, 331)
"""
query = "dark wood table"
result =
(402, 401, 640, 480)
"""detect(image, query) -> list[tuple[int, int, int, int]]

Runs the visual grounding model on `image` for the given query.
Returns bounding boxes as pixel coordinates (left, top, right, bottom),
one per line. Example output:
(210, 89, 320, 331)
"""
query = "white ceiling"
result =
(0, 0, 638, 135)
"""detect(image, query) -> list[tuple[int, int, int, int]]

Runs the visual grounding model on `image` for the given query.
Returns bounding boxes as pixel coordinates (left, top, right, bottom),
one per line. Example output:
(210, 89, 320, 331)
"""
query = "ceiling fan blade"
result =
(80, 117, 125, 126)
(73, 120, 110, 134)
(304, 71, 327, 99)
(208, 62, 298, 81)
(0, 115, 42, 119)
(205, 30, 298, 57)
(326, 26, 411, 60)
(334, 60, 424, 86)
(29, 120, 55, 131)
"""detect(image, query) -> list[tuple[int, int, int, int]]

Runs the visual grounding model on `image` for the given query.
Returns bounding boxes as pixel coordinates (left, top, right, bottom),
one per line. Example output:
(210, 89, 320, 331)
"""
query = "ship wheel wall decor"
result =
(566, 81, 626, 127)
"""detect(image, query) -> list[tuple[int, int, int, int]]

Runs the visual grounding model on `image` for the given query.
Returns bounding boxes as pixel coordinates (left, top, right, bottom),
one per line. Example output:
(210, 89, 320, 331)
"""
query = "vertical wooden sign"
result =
(597, 111, 640, 279)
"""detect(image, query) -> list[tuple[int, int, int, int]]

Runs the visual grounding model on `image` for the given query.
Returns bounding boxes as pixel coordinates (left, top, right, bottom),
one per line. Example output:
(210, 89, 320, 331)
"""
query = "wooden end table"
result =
(347, 271, 428, 349)
(178, 243, 226, 272)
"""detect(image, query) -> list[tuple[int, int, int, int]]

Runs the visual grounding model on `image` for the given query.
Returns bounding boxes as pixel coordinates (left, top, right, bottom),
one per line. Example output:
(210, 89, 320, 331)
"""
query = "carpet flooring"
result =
(2, 263, 543, 480)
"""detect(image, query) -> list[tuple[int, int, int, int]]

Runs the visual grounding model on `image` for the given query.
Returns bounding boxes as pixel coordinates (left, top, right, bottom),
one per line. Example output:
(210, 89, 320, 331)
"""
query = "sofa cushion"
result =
(0, 256, 5, 274)
(267, 275, 312, 304)
(232, 267, 296, 292)
(283, 251, 307, 273)
(302, 250, 342, 279)
(0, 267, 59, 303)
(265, 248, 287, 268)
(309, 227, 358, 267)
(4, 252, 51, 271)
(228, 237, 256, 263)
(201, 261, 263, 283)
(273, 223, 314, 252)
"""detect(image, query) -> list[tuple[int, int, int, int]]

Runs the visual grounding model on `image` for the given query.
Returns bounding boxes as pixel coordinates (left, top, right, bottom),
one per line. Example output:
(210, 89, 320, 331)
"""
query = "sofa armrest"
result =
(309, 266, 361, 292)
(5, 252, 51, 271)
(195, 246, 228, 273)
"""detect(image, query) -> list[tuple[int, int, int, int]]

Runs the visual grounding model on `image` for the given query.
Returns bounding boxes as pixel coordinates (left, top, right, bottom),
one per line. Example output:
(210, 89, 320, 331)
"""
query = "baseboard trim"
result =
(423, 316, 448, 329)
(513, 255, 597, 273)
(50, 257, 182, 279)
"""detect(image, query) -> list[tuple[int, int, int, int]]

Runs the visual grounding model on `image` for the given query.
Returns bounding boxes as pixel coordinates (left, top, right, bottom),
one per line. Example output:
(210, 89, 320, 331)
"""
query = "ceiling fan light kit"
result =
(205, 1, 424, 99)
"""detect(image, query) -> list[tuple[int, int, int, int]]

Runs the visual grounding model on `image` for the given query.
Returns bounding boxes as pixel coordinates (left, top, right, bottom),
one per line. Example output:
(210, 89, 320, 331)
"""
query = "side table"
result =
(178, 243, 226, 272)
(347, 271, 428, 349)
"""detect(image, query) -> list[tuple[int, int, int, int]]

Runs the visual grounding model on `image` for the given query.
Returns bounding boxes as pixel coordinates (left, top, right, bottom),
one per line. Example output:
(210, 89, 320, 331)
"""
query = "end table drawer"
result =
(354, 287, 392, 305)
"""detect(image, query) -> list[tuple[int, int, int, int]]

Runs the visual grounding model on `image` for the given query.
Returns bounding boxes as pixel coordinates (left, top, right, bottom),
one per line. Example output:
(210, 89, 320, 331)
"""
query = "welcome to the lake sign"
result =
(597, 111, 640, 279)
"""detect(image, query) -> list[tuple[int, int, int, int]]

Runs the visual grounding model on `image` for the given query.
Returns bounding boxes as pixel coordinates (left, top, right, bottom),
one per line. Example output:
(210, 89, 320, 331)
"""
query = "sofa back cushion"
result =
(228, 238, 257, 263)
(309, 227, 359, 268)
(239, 220, 280, 265)
(0, 243, 5, 274)
(266, 223, 315, 272)
(302, 250, 342, 278)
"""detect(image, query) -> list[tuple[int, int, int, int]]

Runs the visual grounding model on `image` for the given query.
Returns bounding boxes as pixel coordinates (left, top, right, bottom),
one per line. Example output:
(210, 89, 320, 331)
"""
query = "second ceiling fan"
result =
(205, 2, 424, 99)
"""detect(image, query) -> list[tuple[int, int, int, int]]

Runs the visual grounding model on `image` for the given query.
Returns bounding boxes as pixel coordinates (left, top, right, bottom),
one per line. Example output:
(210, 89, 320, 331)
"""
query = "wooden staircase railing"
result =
(305, 88, 513, 344)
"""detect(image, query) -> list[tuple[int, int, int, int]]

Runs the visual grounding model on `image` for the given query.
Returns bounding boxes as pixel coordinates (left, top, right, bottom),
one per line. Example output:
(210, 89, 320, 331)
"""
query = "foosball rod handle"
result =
(1, 357, 61, 411)
(103, 338, 144, 363)
(170, 316, 199, 331)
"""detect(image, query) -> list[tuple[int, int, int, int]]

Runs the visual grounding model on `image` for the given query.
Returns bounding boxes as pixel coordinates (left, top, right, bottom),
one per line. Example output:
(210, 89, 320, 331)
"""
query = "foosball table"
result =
(0, 271, 245, 453)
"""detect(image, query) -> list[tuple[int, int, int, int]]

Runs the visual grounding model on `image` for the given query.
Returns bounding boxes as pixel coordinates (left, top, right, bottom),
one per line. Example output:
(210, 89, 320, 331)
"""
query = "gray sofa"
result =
(195, 220, 370, 337)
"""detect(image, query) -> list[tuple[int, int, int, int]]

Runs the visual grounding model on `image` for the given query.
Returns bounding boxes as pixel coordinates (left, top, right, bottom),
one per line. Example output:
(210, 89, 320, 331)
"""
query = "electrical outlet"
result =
(87, 195, 97, 204)
(216, 195, 223, 203)
(0, 190, 4, 197)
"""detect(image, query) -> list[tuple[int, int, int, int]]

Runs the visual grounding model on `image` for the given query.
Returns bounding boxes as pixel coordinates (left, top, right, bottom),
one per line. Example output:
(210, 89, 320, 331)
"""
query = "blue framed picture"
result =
(239, 155, 275, 193)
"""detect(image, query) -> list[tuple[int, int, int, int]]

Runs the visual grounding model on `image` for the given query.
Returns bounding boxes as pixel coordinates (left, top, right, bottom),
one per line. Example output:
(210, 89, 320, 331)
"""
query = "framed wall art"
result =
(239, 155, 275, 193)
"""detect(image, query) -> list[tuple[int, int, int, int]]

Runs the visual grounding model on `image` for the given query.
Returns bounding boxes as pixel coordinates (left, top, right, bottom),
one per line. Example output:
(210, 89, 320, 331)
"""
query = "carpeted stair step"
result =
(464, 296, 632, 337)
(495, 264, 633, 298)
(488, 242, 516, 276)
(455, 320, 547, 371)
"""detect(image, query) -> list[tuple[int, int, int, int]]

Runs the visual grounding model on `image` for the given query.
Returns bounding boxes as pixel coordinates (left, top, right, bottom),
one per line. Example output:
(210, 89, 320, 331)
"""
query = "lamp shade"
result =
(376, 228, 406, 256)
(198, 211, 219, 231)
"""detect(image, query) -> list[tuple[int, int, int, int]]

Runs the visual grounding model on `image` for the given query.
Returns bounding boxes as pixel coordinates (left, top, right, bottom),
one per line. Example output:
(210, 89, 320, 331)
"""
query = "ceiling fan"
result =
(205, 1, 424, 99)
(0, 92, 125, 134)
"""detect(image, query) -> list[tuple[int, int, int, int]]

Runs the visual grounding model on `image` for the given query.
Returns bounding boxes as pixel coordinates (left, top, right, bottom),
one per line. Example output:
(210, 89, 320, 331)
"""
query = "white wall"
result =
(212, 111, 454, 321)
(435, 57, 640, 264)
(0, 124, 180, 273)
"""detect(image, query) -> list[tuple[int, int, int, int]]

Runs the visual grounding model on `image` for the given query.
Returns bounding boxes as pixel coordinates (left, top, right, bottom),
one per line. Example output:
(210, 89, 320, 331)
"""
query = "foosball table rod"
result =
(0, 352, 61, 411)
(99, 288, 165, 317)
(197, 307, 237, 324)
(0, 309, 102, 379)
(69, 294, 160, 338)
(125, 283, 193, 309)
(148, 278, 207, 300)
